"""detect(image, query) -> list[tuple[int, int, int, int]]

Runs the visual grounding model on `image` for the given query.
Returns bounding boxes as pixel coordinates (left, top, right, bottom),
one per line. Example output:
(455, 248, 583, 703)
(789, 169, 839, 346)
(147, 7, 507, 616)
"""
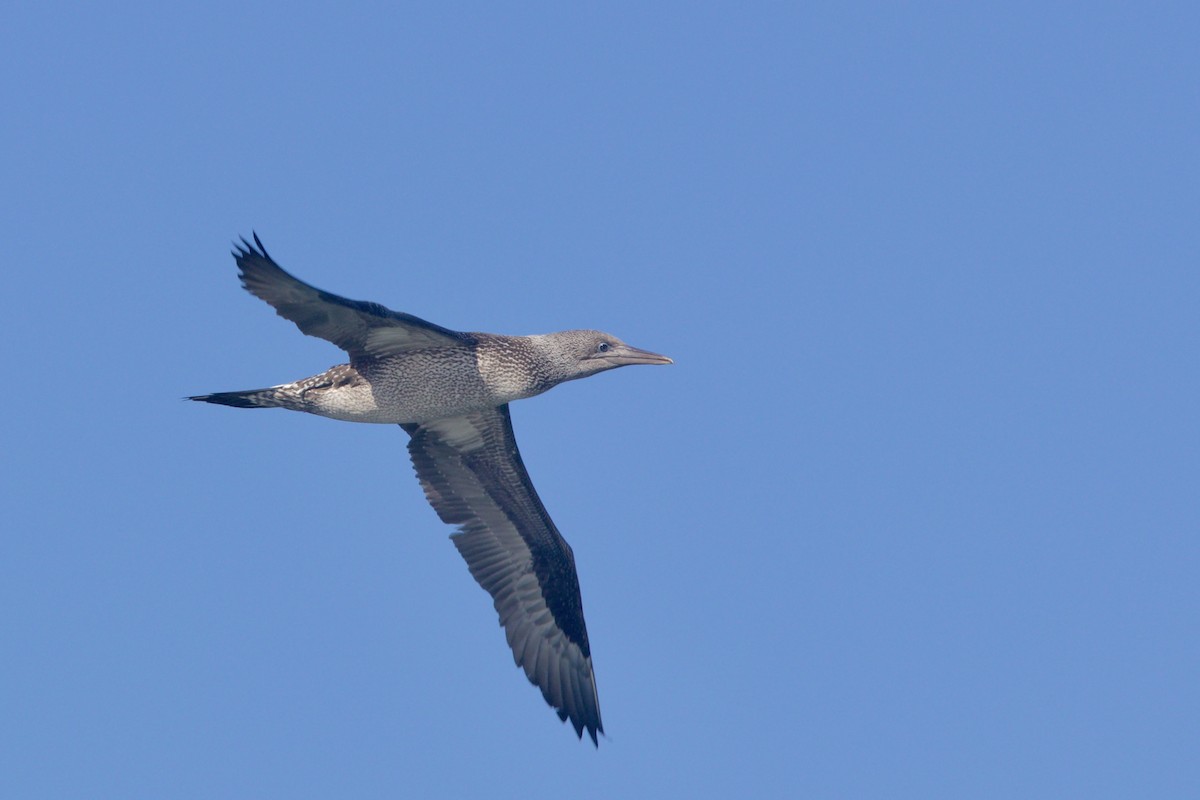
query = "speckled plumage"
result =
(190, 235, 671, 745)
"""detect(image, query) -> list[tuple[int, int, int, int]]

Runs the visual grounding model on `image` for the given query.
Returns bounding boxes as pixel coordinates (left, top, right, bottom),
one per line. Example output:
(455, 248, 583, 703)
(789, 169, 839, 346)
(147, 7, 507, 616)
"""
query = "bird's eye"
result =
(596, 342, 611, 353)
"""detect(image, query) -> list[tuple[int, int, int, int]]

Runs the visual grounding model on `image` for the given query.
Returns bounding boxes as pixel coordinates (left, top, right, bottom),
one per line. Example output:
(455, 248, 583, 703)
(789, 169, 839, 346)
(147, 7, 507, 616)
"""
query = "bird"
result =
(190, 234, 671, 744)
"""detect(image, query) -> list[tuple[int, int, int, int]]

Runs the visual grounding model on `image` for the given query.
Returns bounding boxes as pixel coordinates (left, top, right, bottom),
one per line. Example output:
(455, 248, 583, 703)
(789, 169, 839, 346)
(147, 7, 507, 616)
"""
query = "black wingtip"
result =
(557, 708, 602, 746)
(232, 231, 271, 263)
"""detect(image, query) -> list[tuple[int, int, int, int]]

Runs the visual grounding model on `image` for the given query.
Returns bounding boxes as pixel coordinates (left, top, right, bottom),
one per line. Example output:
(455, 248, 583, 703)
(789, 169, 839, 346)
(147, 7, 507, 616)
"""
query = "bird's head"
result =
(540, 329, 673, 382)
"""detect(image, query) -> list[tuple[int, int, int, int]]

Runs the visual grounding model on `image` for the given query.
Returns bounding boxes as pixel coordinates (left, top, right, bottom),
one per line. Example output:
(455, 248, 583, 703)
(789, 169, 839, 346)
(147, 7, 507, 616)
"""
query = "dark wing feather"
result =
(401, 407, 604, 744)
(233, 234, 470, 359)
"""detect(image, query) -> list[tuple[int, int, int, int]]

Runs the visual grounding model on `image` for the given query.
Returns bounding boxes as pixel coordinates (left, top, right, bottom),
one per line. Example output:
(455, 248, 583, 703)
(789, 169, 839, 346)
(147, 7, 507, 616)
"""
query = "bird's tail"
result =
(188, 388, 290, 409)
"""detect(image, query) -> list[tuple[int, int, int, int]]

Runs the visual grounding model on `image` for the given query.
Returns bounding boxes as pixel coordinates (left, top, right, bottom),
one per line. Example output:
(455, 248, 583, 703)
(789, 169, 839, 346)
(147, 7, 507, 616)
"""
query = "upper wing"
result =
(233, 234, 470, 359)
(401, 407, 604, 744)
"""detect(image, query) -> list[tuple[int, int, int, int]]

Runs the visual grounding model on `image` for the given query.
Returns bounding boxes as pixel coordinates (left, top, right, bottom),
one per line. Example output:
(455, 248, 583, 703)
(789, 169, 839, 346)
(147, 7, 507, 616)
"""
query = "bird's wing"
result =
(233, 234, 470, 359)
(401, 406, 604, 744)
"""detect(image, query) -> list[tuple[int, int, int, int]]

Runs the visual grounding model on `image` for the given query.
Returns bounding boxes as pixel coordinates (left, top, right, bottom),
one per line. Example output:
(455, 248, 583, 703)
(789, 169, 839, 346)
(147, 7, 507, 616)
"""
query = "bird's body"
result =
(213, 333, 605, 424)
(191, 235, 670, 745)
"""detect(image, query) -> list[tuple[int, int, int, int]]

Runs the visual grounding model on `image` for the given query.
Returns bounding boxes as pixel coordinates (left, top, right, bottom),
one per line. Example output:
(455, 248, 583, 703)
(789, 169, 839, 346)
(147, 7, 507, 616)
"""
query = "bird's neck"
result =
(475, 334, 567, 404)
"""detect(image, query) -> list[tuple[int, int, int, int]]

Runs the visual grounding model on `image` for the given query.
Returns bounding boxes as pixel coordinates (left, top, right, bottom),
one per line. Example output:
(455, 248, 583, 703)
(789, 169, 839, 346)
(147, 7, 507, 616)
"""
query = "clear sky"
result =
(2, 3, 1197, 797)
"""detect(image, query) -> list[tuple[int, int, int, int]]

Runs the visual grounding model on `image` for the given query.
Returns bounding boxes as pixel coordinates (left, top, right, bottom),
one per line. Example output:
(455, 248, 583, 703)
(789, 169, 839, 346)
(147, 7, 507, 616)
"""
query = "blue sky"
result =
(3, 2, 1197, 797)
